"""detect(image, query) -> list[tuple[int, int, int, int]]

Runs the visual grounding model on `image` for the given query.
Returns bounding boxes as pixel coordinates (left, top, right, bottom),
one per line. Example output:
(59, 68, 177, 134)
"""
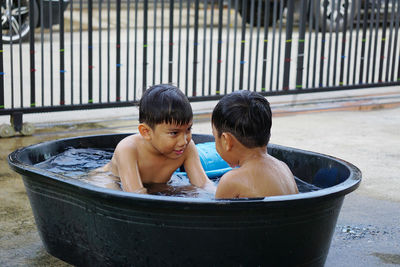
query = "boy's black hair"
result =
(212, 90, 272, 148)
(139, 84, 193, 128)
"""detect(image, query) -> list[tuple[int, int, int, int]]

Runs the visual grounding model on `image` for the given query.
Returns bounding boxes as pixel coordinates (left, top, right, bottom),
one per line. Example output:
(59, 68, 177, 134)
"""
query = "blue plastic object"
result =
(175, 142, 232, 178)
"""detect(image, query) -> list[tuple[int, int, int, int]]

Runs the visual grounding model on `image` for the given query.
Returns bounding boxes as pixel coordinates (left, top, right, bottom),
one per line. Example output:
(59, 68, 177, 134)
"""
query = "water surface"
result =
(35, 147, 320, 198)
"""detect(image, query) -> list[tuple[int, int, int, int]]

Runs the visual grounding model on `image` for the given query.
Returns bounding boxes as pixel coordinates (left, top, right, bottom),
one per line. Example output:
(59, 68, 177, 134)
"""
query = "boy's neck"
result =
(234, 145, 268, 167)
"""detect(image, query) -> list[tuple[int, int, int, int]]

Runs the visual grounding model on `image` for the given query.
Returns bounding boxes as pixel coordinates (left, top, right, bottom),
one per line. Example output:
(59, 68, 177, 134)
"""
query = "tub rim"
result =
(8, 133, 361, 205)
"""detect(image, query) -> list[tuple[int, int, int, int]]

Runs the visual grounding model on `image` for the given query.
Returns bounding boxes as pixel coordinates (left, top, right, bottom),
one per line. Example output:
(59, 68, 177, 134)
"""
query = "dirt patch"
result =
(372, 253, 400, 265)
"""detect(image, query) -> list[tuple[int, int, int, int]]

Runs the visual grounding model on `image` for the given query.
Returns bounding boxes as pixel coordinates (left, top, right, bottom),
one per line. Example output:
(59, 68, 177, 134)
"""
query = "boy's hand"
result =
(184, 141, 216, 192)
(132, 187, 148, 194)
(203, 180, 217, 194)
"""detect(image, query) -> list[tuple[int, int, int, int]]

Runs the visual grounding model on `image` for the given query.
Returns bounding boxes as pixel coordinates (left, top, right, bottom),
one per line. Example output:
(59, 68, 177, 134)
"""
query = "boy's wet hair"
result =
(139, 84, 193, 128)
(212, 90, 272, 148)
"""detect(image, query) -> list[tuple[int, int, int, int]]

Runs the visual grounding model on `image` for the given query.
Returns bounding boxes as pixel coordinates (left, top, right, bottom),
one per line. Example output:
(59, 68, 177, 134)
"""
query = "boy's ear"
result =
(221, 132, 234, 151)
(138, 123, 152, 140)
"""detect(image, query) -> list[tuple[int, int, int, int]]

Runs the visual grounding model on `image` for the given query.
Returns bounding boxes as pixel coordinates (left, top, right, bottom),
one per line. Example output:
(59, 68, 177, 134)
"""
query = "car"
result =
(1, 0, 69, 44)
(237, 0, 397, 31)
(312, 0, 398, 31)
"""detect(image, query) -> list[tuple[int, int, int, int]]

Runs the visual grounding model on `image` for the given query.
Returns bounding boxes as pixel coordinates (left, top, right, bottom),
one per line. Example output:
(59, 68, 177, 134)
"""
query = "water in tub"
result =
(34, 142, 320, 198)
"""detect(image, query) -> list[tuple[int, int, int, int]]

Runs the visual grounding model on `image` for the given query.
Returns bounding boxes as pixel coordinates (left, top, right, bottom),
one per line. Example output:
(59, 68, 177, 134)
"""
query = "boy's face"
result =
(149, 121, 193, 159)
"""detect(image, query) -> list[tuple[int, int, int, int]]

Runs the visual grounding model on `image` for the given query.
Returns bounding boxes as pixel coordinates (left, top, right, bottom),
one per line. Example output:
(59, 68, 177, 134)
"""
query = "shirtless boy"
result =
(211, 90, 298, 199)
(99, 84, 215, 194)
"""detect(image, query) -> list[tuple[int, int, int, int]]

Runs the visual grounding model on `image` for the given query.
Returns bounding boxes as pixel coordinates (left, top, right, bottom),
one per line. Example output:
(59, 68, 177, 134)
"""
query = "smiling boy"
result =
(100, 84, 215, 194)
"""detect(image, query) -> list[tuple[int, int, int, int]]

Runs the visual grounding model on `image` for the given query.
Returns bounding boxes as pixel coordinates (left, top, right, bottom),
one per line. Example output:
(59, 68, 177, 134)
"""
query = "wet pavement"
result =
(1, 86, 400, 266)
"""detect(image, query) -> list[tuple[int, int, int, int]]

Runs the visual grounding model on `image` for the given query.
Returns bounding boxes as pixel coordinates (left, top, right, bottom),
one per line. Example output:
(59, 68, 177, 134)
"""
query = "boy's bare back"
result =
(215, 153, 298, 198)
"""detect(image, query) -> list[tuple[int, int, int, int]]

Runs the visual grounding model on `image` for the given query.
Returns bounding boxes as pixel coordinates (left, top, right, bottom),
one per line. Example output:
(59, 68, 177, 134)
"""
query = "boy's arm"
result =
(183, 141, 216, 193)
(114, 144, 147, 194)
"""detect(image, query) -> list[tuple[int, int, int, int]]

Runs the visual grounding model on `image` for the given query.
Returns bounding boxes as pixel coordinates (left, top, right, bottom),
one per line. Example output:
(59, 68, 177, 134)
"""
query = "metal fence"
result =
(1, 0, 400, 132)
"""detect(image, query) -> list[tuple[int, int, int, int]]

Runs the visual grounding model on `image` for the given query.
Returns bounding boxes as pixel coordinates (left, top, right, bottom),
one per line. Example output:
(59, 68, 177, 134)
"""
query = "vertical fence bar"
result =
(216, 0, 223, 94)
(253, 0, 261, 91)
(59, 0, 65, 105)
(193, 0, 199, 96)
(70, 0, 73, 104)
(332, 0, 340, 85)
(116, 0, 121, 101)
(371, 1, 381, 82)
(134, 0, 138, 98)
(168, 0, 174, 83)
(312, 0, 320, 88)
(397, 8, 400, 82)
(201, 0, 207, 95)
(178, 0, 183, 87)
(50, 0, 54, 105)
(378, 0, 390, 83)
(359, 0, 368, 83)
(98, 0, 102, 102)
(208, 0, 215, 94)
(347, 0, 357, 85)
(391, 0, 400, 81)
(9, 38, 13, 108)
(296, 0, 307, 89)
(88, 0, 93, 103)
(351, 0, 361, 84)
(185, 0, 191, 95)
(39, 0, 43, 105)
(238, 0, 246, 90)
(126, 0, 131, 100)
(0, 0, 3, 110)
(306, 0, 314, 88)
(18, 0, 23, 107)
(276, 0, 284, 90)
(160, 0, 165, 83)
(231, 0, 238, 91)
(283, 0, 294, 91)
(107, 0, 110, 101)
(29, 0, 36, 107)
(246, 0, 254, 91)
(339, 0, 348, 86)
(153, 0, 158, 84)
(8, 0, 14, 108)
(223, 0, 231, 94)
(385, 0, 395, 82)
(326, 0, 334, 85)
(319, 0, 328, 87)
(269, 0, 277, 90)
(80, 0, 83, 103)
(143, 0, 148, 91)
(261, 0, 270, 92)
(366, 0, 376, 83)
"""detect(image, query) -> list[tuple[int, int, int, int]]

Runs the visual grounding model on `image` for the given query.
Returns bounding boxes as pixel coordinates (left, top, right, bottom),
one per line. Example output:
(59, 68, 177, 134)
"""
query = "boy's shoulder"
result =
(115, 134, 143, 152)
(219, 168, 245, 187)
(216, 168, 251, 198)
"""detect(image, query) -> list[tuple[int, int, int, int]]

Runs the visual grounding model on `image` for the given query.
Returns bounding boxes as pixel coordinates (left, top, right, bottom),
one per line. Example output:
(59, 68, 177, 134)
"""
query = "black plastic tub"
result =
(8, 134, 361, 267)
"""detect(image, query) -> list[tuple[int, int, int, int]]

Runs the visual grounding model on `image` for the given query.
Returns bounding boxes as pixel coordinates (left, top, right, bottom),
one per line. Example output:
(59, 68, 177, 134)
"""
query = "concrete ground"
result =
(0, 86, 400, 266)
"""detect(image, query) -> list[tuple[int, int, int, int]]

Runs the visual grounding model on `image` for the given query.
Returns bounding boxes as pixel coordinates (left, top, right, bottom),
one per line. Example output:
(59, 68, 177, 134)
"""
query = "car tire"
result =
(313, 0, 359, 32)
(1, 0, 39, 44)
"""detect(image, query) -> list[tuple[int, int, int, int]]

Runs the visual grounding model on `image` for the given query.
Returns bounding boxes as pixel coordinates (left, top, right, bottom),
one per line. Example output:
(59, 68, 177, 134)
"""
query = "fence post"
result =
(283, 0, 295, 90)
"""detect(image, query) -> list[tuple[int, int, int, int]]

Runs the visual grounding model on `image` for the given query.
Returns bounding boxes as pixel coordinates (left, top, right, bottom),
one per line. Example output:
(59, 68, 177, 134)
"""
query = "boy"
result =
(98, 84, 215, 194)
(211, 90, 298, 199)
